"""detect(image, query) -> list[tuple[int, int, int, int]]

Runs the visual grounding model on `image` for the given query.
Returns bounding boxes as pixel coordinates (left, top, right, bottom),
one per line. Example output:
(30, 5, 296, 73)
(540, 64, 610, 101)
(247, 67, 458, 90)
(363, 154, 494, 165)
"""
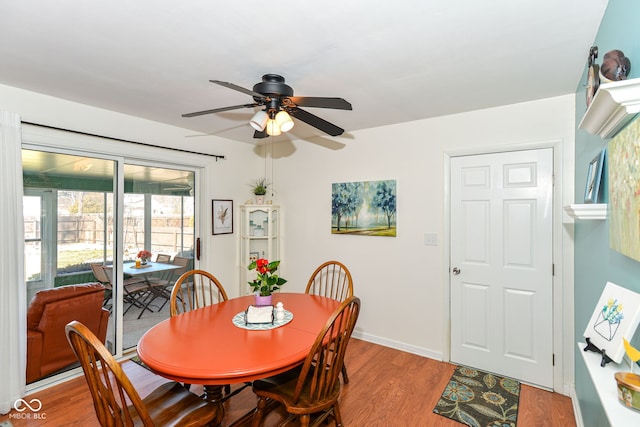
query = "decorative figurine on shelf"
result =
(600, 49, 631, 83)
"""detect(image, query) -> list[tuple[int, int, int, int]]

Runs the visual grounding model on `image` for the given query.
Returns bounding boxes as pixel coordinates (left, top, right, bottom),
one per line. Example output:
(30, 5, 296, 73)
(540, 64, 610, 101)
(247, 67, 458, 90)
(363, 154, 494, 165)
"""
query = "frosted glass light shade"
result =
(275, 110, 294, 132)
(250, 110, 268, 131)
(265, 119, 281, 136)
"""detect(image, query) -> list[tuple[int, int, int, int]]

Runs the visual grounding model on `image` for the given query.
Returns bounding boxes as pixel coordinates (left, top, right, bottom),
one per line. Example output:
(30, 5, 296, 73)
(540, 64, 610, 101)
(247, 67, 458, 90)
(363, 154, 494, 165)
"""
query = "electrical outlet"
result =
(424, 233, 438, 246)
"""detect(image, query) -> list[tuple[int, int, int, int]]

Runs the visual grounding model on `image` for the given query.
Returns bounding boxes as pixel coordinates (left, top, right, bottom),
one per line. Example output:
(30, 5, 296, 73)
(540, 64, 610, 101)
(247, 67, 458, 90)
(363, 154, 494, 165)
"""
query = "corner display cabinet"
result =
(240, 204, 280, 294)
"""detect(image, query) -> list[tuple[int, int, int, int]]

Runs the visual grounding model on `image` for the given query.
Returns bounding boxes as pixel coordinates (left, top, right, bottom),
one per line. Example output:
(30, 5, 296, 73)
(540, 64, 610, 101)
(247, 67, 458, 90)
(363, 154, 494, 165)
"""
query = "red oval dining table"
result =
(137, 293, 340, 425)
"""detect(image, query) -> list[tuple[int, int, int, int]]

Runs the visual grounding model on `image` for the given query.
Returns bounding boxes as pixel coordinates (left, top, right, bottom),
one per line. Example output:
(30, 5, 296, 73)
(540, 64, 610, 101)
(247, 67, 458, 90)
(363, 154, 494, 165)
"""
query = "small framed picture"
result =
(583, 281, 640, 363)
(584, 149, 606, 203)
(212, 199, 233, 235)
(249, 252, 260, 264)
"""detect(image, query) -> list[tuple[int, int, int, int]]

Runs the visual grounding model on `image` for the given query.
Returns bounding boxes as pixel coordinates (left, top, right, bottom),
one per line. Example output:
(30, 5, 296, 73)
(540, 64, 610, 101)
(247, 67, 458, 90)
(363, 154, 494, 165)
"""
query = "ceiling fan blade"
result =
(288, 107, 345, 136)
(210, 80, 266, 99)
(288, 96, 352, 110)
(254, 129, 268, 139)
(182, 103, 258, 118)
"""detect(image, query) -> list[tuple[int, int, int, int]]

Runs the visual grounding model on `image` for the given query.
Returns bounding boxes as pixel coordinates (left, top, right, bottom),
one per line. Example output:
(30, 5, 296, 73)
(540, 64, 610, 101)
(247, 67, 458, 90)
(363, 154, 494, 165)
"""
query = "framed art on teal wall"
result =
(584, 148, 605, 203)
(609, 117, 640, 261)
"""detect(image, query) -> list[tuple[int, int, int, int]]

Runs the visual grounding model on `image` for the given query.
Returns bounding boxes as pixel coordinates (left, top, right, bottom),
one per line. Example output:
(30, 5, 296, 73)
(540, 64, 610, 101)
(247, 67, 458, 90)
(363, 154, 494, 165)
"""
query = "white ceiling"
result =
(0, 1, 608, 145)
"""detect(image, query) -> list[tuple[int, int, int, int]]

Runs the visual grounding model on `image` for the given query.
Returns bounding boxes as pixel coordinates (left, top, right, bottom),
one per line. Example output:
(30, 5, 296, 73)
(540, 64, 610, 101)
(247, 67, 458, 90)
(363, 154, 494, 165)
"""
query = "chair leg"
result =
(251, 397, 267, 427)
(299, 414, 311, 427)
(341, 363, 349, 384)
(333, 403, 343, 427)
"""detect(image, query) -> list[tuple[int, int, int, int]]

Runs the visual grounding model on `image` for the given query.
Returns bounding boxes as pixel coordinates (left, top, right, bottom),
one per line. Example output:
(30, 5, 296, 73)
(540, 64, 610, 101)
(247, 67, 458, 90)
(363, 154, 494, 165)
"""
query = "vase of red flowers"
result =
(247, 258, 287, 305)
(137, 250, 152, 265)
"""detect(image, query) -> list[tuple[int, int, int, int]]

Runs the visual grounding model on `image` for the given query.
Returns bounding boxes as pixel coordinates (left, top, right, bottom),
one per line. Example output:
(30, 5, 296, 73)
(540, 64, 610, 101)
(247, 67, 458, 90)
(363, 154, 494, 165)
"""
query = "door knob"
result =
(452, 267, 460, 275)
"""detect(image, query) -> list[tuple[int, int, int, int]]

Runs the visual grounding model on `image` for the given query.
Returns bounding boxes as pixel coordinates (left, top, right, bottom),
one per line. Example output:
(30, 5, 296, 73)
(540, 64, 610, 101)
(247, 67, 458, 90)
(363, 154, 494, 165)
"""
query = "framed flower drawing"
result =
(212, 199, 233, 235)
(583, 281, 640, 364)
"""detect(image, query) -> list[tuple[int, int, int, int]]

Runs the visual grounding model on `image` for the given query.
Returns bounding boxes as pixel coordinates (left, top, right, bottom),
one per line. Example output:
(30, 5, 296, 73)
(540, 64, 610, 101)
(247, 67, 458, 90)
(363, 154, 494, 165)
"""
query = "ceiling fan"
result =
(182, 74, 352, 138)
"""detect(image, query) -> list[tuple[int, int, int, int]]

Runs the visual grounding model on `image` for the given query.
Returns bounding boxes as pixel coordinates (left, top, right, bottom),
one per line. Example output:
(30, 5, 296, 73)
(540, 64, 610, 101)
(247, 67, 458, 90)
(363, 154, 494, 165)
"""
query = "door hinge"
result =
(552, 263, 555, 276)
(552, 353, 555, 366)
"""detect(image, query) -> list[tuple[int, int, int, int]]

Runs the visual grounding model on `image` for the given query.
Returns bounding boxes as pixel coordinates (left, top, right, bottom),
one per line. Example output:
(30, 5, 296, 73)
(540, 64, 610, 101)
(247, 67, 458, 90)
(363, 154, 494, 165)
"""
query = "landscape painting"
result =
(609, 117, 640, 261)
(331, 180, 396, 236)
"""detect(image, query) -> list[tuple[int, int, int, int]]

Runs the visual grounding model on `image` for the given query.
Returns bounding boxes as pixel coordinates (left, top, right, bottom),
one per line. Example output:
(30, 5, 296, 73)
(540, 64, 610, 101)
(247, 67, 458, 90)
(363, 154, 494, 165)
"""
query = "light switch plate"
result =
(424, 233, 438, 246)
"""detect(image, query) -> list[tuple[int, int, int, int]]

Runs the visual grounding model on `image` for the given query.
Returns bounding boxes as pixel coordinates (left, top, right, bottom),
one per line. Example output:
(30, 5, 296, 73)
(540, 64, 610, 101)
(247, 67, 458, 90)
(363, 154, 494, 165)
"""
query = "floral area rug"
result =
(433, 365, 520, 427)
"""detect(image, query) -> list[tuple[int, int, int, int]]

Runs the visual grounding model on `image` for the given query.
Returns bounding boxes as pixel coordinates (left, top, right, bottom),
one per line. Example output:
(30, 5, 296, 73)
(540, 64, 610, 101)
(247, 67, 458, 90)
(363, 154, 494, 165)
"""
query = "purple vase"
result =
(254, 294, 273, 306)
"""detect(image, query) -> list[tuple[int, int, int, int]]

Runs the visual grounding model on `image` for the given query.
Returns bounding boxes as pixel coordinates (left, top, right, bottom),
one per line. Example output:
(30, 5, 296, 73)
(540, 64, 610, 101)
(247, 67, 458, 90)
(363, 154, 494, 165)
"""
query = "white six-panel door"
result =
(450, 148, 553, 388)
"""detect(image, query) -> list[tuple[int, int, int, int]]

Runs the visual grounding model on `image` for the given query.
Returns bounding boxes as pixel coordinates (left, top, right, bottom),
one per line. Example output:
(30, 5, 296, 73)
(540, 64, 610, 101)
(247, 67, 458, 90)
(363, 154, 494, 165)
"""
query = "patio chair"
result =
(146, 255, 191, 311)
(91, 263, 152, 316)
(65, 320, 216, 426)
(155, 253, 172, 263)
(251, 296, 361, 427)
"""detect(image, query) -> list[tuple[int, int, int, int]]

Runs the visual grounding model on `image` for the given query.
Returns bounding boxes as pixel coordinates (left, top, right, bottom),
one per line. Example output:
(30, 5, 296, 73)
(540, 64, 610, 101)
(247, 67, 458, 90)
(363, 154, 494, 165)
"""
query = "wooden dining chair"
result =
(65, 320, 217, 427)
(169, 269, 235, 397)
(169, 269, 229, 316)
(305, 260, 354, 383)
(305, 261, 354, 303)
(251, 296, 361, 427)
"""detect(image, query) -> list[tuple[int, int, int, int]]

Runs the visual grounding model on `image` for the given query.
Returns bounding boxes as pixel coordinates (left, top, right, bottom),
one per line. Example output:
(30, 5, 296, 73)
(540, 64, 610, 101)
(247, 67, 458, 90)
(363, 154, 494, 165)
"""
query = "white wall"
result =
(1, 83, 577, 390)
(274, 94, 576, 374)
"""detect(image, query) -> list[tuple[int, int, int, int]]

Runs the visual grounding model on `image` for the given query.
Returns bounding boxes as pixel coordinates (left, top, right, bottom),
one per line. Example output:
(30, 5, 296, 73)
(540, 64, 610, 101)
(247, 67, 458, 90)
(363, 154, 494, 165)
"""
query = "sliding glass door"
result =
(23, 148, 197, 384)
(120, 163, 195, 349)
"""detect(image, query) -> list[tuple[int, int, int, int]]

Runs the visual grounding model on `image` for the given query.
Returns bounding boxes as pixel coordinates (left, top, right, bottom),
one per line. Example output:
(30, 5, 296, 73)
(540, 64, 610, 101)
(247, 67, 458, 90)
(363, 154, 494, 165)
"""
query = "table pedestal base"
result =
(203, 385, 225, 426)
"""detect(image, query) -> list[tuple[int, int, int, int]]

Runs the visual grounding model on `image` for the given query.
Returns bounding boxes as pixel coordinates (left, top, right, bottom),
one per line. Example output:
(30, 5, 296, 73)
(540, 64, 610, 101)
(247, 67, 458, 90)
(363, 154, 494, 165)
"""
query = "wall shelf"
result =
(579, 78, 640, 139)
(579, 342, 640, 426)
(564, 204, 607, 220)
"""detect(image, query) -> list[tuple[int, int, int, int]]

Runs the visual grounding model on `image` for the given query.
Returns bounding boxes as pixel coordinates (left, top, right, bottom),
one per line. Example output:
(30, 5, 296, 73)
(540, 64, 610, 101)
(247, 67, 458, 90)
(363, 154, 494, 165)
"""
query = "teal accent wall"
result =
(574, 1, 640, 426)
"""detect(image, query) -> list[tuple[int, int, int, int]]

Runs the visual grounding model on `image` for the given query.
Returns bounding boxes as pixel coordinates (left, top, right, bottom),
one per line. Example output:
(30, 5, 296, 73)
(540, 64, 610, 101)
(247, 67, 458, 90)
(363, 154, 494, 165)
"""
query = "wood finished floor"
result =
(0, 339, 575, 426)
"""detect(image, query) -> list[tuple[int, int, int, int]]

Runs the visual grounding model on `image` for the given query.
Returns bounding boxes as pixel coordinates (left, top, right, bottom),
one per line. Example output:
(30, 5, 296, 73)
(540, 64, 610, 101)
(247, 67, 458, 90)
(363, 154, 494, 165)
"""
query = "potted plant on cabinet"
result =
(252, 177, 269, 204)
(247, 258, 286, 306)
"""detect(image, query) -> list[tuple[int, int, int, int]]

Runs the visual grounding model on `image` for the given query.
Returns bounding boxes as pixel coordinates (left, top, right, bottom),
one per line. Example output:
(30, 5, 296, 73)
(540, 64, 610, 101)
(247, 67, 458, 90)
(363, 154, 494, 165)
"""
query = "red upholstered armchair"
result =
(26, 283, 109, 383)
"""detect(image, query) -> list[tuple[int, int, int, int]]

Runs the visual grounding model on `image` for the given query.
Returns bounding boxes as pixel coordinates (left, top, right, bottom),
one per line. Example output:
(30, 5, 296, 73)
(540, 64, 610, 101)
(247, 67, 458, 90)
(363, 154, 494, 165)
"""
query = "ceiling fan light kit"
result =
(265, 119, 282, 136)
(182, 74, 352, 139)
(275, 110, 294, 132)
(250, 110, 268, 131)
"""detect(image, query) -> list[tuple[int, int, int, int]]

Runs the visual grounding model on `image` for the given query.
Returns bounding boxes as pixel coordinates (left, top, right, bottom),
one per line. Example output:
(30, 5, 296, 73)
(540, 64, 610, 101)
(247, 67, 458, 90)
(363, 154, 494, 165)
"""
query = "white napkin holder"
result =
(245, 305, 274, 324)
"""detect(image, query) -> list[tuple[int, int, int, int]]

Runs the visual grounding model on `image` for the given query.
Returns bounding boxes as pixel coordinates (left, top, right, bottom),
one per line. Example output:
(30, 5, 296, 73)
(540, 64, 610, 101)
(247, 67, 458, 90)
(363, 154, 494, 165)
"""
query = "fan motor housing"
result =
(252, 74, 294, 99)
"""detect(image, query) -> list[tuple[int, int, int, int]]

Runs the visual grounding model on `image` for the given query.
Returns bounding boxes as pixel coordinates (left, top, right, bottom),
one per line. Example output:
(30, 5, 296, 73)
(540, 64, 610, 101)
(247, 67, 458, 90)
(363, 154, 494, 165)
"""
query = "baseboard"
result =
(568, 384, 584, 427)
(351, 330, 443, 361)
